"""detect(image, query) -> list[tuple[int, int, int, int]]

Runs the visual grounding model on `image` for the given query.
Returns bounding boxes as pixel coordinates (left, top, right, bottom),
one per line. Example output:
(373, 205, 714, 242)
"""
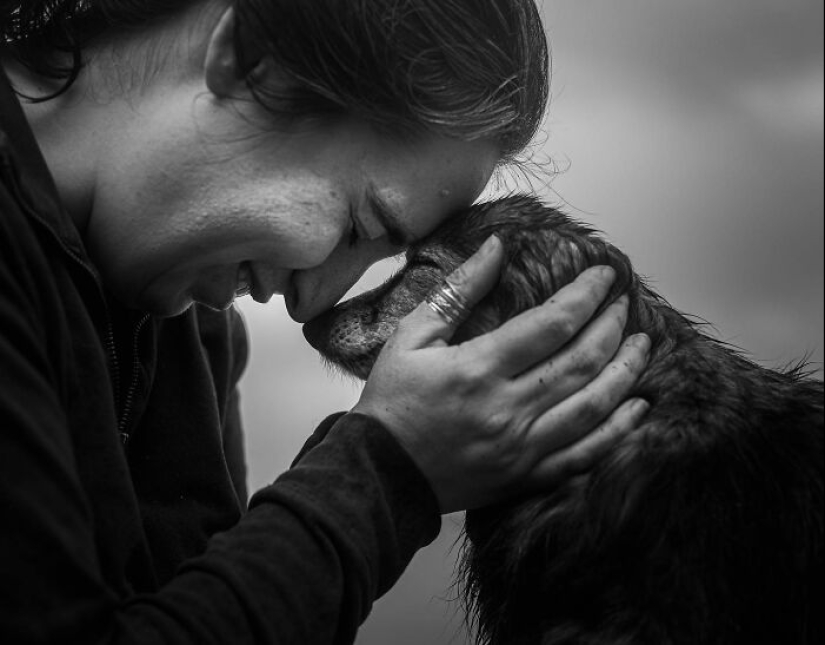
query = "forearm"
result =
(108, 414, 440, 645)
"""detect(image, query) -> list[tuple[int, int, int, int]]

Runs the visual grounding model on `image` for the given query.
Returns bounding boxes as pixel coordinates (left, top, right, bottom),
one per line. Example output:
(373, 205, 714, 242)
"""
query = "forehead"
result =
(409, 134, 497, 200)
(364, 132, 500, 243)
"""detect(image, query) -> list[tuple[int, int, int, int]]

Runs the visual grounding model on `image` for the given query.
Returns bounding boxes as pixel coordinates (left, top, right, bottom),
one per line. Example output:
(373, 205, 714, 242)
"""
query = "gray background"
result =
(236, 1, 824, 643)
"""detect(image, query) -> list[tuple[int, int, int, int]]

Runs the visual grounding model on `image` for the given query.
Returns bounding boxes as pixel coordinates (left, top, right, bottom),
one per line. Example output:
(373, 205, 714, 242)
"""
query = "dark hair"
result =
(1, 0, 549, 158)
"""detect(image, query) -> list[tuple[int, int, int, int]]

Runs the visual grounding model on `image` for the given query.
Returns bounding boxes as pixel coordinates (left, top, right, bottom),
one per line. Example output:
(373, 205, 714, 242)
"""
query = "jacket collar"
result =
(0, 69, 89, 262)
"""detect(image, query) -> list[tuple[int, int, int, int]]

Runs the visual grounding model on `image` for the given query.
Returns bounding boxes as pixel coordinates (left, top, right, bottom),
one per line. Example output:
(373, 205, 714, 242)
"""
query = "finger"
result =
(467, 265, 619, 377)
(527, 397, 651, 488)
(394, 235, 504, 349)
(514, 295, 629, 412)
(527, 333, 651, 454)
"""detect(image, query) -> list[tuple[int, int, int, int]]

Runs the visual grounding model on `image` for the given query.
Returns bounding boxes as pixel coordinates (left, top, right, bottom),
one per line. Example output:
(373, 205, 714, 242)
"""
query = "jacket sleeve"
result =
(0, 175, 441, 644)
(130, 415, 440, 645)
(132, 413, 442, 645)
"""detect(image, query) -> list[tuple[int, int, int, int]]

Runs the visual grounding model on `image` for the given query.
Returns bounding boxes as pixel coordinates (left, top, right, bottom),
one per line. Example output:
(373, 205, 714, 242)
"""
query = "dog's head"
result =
(303, 194, 635, 379)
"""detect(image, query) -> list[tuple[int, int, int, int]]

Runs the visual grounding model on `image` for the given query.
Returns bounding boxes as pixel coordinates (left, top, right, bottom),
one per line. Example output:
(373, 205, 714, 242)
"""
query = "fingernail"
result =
(631, 333, 651, 352)
(598, 265, 616, 283)
(632, 398, 651, 417)
(580, 265, 613, 282)
(478, 234, 500, 256)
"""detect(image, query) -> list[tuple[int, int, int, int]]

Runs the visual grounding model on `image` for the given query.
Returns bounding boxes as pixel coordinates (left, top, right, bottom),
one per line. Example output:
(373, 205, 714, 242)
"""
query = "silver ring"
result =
(425, 280, 471, 327)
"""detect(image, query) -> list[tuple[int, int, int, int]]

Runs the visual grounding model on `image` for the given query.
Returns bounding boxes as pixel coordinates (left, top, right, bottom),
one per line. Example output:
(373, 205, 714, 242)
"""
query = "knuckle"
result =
(563, 447, 591, 477)
(455, 352, 494, 387)
(447, 265, 470, 289)
(479, 416, 517, 455)
(612, 365, 641, 393)
(570, 349, 603, 377)
(610, 347, 643, 374)
(614, 350, 647, 379)
(552, 315, 579, 342)
(578, 395, 606, 424)
(463, 361, 489, 386)
(605, 357, 633, 380)
(480, 414, 528, 464)
(485, 408, 512, 432)
(496, 432, 530, 475)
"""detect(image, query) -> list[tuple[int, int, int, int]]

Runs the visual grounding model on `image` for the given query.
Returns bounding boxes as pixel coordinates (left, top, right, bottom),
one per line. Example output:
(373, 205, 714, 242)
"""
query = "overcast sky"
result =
(236, 3, 823, 643)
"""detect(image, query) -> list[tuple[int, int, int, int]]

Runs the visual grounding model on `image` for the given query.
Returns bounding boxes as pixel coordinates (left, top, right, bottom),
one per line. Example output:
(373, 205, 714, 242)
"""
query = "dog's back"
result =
(304, 195, 824, 644)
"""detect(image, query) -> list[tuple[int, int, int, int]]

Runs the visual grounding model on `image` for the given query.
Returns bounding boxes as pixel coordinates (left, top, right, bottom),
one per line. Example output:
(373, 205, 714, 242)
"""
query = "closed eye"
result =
(406, 252, 444, 271)
(348, 205, 361, 248)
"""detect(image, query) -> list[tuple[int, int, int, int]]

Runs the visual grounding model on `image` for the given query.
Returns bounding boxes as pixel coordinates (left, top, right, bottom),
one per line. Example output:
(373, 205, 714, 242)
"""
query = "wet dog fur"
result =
(303, 195, 824, 645)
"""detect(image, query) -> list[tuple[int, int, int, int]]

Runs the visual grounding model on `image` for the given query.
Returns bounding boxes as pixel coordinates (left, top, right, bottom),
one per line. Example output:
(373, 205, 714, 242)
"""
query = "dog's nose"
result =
(302, 311, 335, 351)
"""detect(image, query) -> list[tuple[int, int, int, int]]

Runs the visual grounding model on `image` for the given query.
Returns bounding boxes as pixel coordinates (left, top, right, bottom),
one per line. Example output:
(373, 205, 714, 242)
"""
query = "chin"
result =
(130, 288, 194, 318)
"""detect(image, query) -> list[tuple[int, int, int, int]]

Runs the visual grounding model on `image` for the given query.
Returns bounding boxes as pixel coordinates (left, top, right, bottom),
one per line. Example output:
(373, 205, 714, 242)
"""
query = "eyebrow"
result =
(366, 185, 415, 248)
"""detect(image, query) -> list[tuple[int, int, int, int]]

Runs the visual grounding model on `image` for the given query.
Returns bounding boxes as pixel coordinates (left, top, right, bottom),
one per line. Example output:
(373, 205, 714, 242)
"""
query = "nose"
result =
(302, 309, 335, 352)
(287, 249, 376, 323)
(288, 273, 359, 322)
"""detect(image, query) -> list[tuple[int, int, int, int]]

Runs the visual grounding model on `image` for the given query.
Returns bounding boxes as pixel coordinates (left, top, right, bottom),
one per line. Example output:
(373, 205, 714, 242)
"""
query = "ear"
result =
(204, 7, 252, 97)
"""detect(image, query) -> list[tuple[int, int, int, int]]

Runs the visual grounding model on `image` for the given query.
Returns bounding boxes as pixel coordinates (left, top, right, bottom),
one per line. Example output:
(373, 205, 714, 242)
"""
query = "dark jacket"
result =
(0, 70, 439, 645)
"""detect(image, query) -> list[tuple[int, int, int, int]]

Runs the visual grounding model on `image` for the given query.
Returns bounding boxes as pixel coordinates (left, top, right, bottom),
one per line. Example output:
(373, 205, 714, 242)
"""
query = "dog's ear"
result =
(500, 197, 635, 310)
(452, 196, 635, 343)
(450, 198, 560, 342)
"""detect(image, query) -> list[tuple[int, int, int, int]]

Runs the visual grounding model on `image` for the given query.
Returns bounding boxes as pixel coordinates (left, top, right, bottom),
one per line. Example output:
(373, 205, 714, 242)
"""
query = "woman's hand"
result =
(352, 235, 651, 514)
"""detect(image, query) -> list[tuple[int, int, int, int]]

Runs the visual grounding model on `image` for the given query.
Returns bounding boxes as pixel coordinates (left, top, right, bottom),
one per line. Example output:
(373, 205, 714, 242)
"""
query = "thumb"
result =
(395, 234, 504, 349)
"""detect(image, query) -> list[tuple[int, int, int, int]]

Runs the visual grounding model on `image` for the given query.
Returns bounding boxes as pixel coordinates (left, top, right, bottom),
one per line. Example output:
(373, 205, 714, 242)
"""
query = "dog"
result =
(303, 195, 824, 645)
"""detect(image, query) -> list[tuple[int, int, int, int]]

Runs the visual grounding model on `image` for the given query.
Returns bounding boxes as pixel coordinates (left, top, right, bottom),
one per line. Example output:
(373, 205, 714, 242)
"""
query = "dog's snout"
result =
(302, 311, 335, 351)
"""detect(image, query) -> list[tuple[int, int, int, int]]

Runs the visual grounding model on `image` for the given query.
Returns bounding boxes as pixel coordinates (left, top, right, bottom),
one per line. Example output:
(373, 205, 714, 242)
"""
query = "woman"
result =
(0, 1, 651, 643)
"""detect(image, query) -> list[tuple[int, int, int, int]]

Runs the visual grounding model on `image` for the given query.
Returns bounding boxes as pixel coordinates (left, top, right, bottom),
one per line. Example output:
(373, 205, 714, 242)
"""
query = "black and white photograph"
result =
(1, 1, 822, 644)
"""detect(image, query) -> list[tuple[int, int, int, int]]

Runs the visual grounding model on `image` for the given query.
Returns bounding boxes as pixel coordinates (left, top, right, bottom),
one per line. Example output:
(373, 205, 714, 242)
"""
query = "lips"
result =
(236, 262, 253, 298)
(245, 263, 296, 305)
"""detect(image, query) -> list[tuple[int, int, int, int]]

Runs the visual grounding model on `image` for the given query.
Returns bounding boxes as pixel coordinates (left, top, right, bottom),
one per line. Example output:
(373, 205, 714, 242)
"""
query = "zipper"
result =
(2, 160, 126, 444)
(31, 219, 124, 421)
(118, 313, 151, 447)
(105, 321, 121, 412)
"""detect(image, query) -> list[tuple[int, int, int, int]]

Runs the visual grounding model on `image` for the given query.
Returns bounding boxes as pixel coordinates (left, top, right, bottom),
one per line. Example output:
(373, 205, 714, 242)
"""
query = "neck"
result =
(2, 55, 103, 233)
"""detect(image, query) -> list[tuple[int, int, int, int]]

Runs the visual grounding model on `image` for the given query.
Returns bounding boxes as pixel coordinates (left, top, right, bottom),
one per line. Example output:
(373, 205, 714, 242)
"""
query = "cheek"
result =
(203, 177, 349, 269)
(87, 184, 349, 314)
(91, 104, 357, 303)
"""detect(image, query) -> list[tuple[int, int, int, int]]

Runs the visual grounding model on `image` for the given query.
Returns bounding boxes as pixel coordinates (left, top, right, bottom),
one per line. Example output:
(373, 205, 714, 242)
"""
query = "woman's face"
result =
(87, 87, 498, 321)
